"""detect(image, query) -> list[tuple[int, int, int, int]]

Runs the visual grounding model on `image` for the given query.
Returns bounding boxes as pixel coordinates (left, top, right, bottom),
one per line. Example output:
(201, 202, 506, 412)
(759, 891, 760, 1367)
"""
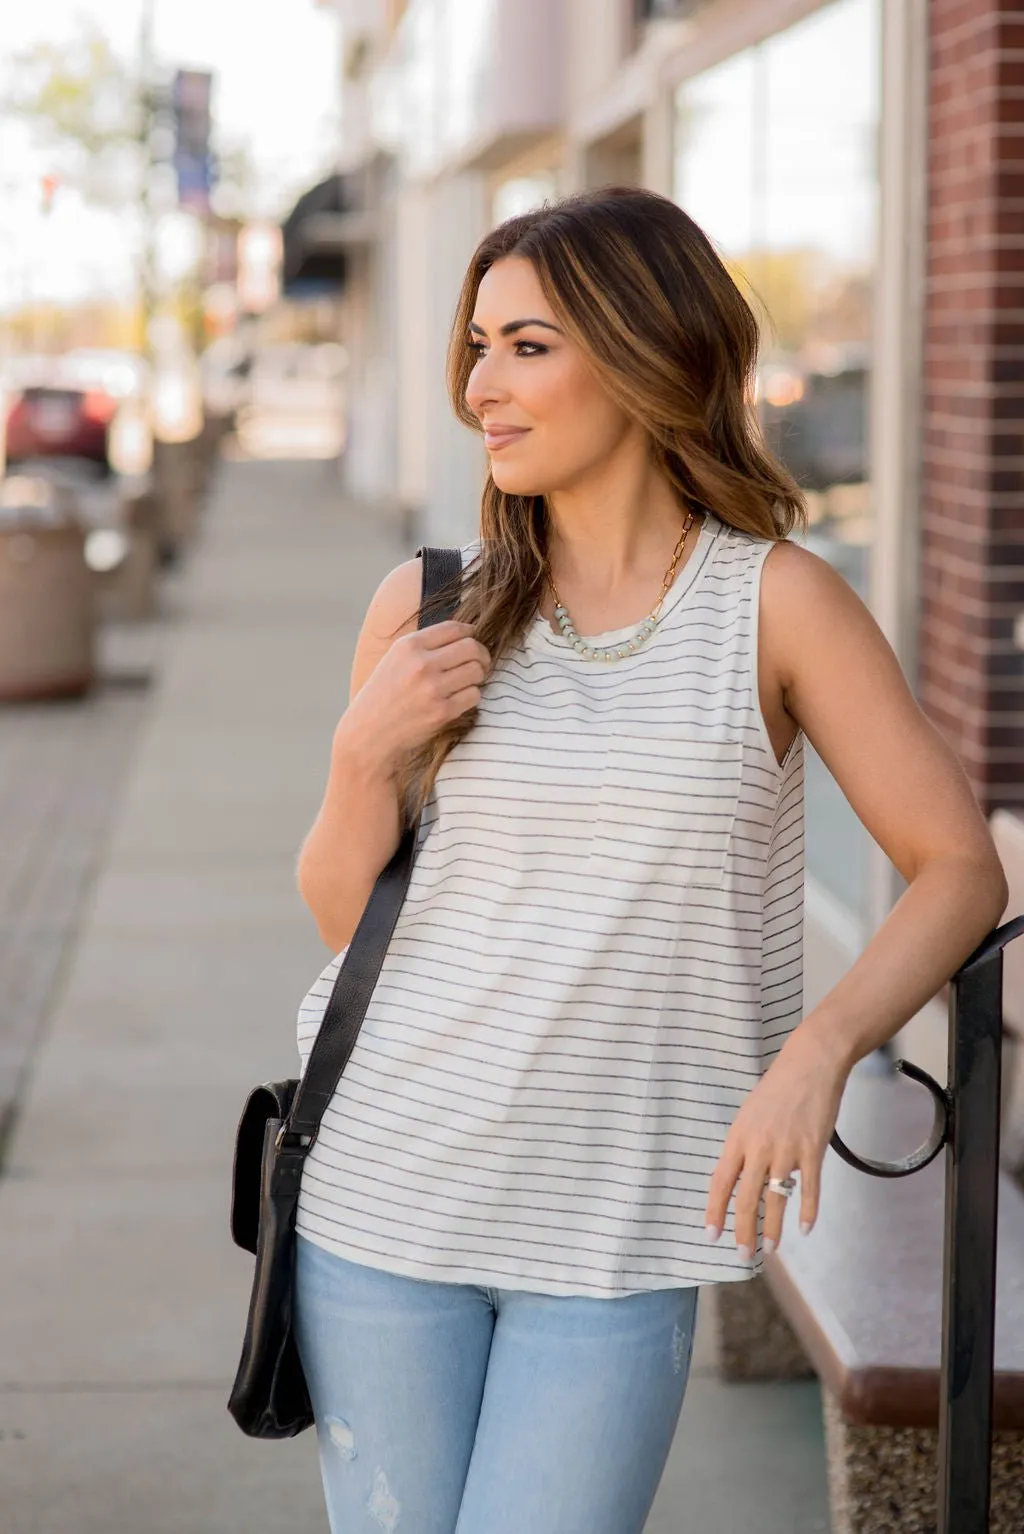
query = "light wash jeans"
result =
(293, 1233, 699, 1534)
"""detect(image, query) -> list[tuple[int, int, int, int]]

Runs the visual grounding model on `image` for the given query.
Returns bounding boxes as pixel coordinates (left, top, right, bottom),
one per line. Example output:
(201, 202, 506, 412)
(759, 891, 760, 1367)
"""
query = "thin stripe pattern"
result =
(296, 511, 804, 1298)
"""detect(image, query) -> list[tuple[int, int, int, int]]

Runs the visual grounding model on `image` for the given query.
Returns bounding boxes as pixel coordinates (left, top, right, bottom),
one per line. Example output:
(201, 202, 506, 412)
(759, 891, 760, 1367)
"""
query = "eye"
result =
(464, 338, 548, 357)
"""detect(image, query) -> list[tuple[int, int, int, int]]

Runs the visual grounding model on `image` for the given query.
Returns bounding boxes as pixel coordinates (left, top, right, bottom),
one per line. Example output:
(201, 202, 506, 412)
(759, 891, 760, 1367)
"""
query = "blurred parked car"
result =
(3, 350, 148, 476)
(6, 382, 116, 472)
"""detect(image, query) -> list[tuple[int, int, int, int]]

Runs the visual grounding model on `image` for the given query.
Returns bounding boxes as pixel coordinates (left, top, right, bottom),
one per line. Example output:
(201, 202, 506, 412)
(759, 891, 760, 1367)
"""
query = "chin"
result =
(489, 463, 560, 498)
(490, 470, 540, 496)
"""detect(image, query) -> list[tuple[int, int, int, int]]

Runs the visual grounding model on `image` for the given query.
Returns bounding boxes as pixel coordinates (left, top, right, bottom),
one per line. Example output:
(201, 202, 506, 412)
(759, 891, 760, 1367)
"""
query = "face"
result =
(464, 255, 639, 496)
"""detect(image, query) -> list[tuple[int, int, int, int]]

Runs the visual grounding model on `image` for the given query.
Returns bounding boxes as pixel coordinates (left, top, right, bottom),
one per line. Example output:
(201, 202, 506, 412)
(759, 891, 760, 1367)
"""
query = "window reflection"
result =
(492, 172, 559, 226)
(673, 0, 881, 924)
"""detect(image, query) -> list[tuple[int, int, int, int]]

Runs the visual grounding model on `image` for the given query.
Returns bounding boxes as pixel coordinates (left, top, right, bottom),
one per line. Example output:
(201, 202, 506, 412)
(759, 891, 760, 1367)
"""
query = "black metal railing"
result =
(830, 913, 1024, 1534)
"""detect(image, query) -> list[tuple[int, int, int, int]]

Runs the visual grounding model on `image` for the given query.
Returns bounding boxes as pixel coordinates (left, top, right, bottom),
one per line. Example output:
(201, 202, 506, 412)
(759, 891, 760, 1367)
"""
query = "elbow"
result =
(295, 849, 340, 951)
(964, 849, 1010, 934)
(296, 860, 355, 954)
(910, 847, 1010, 943)
(977, 831, 1010, 927)
(294, 844, 316, 918)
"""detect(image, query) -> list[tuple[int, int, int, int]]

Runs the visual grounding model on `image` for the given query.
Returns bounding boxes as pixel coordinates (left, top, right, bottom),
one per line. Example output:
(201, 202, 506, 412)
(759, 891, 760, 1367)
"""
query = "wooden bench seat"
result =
(711, 1065, 1024, 1534)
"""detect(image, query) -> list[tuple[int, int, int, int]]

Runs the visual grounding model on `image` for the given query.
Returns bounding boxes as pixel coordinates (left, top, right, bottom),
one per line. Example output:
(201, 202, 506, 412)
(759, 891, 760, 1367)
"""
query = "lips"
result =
(483, 426, 529, 450)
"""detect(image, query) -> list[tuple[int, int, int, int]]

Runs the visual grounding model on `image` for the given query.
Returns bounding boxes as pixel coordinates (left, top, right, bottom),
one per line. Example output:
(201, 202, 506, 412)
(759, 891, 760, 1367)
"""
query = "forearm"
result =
(791, 852, 1009, 1076)
(296, 728, 404, 953)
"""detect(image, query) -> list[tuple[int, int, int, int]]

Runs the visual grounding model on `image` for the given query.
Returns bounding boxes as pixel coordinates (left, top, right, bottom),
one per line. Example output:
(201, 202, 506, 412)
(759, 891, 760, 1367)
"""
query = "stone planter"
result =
(0, 506, 95, 702)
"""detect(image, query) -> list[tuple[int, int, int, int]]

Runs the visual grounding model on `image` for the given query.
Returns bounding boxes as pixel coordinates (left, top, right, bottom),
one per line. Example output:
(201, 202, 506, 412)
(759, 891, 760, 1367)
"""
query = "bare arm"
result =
(767, 541, 1007, 1070)
(296, 558, 489, 952)
(706, 541, 1009, 1253)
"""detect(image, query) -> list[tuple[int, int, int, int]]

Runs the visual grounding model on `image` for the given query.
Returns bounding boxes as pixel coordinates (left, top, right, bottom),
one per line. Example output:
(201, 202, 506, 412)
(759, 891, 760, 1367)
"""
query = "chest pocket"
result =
(590, 728, 744, 893)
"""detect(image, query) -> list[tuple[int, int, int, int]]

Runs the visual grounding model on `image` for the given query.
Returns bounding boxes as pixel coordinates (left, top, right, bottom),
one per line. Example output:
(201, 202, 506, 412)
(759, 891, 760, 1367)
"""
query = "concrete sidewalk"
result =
(0, 456, 828, 1533)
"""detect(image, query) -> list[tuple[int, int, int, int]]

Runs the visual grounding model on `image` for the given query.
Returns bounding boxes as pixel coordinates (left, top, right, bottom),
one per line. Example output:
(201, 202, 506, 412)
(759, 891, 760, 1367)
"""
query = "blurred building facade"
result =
(317, 0, 1024, 1068)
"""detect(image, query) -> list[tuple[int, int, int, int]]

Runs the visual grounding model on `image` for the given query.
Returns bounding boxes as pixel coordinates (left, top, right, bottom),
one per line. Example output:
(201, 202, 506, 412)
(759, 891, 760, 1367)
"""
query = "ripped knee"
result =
(367, 1466, 400, 1530)
(325, 1416, 357, 1461)
(322, 1416, 401, 1529)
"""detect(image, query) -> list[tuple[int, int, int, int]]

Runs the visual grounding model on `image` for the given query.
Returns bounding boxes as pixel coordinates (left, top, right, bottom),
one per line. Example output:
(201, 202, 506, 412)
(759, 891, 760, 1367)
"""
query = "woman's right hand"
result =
(335, 619, 491, 780)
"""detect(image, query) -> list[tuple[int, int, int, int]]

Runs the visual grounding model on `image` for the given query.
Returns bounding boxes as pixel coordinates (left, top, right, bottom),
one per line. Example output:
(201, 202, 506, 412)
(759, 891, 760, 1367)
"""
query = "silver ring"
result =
(766, 1176, 798, 1199)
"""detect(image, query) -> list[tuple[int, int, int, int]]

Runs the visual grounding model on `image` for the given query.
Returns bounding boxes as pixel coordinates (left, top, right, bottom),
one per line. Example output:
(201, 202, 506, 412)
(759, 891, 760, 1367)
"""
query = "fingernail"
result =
(737, 1244, 753, 1262)
(800, 1221, 813, 1236)
(704, 1224, 721, 1243)
(764, 1236, 777, 1255)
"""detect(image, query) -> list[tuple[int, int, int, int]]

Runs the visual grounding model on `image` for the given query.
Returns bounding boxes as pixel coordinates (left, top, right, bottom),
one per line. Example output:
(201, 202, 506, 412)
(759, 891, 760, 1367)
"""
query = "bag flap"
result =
(231, 1079, 298, 1253)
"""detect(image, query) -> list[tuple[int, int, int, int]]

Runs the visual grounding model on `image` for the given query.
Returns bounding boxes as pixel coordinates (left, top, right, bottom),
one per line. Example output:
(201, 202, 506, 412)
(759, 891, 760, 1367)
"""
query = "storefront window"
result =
(674, 0, 880, 926)
(492, 172, 559, 226)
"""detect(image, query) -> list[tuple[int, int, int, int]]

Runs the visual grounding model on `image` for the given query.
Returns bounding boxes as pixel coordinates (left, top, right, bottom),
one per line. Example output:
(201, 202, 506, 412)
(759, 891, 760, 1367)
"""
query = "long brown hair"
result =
(398, 184, 806, 823)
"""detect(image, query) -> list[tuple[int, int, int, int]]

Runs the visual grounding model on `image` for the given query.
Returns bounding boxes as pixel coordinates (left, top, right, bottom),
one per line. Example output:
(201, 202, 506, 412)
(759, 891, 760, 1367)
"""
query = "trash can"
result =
(90, 485, 159, 622)
(196, 408, 233, 480)
(0, 478, 95, 701)
(152, 436, 202, 559)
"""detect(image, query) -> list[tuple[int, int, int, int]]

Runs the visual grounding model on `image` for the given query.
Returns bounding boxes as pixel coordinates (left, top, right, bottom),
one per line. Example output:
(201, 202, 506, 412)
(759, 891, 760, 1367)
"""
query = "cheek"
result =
(486, 357, 631, 493)
(523, 361, 621, 453)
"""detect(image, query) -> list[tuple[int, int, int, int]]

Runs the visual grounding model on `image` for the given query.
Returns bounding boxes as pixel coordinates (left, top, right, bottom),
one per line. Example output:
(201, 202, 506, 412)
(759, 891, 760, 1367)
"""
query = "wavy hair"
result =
(397, 185, 806, 823)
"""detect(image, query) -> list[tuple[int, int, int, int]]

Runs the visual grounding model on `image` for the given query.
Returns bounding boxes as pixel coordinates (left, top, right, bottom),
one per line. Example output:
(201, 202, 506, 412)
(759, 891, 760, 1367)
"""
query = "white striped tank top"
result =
(296, 510, 804, 1298)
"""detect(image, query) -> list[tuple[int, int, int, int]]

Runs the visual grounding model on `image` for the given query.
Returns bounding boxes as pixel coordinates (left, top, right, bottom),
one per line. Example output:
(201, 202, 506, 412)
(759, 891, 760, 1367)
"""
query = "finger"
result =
(704, 1144, 744, 1241)
(733, 1156, 770, 1257)
(799, 1149, 821, 1235)
(446, 684, 484, 719)
(430, 638, 491, 675)
(438, 657, 489, 695)
(417, 620, 477, 646)
(763, 1165, 798, 1254)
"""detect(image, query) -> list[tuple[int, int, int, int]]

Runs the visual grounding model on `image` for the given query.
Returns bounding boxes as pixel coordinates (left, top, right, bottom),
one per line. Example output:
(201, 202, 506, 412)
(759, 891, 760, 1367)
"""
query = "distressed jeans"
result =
(293, 1233, 700, 1534)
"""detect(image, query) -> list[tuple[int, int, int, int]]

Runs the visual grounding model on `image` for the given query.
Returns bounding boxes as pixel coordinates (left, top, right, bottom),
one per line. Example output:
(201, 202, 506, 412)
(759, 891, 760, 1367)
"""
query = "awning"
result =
(280, 172, 379, 298)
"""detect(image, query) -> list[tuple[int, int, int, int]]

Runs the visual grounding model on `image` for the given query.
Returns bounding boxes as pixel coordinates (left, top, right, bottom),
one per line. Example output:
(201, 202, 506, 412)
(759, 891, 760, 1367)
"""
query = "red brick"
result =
(920, 6, 1024, 806)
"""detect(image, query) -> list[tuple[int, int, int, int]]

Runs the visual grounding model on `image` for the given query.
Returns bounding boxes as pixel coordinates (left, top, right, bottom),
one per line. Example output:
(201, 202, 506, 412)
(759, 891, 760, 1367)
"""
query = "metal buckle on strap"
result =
(274, 1126, 314, 1154)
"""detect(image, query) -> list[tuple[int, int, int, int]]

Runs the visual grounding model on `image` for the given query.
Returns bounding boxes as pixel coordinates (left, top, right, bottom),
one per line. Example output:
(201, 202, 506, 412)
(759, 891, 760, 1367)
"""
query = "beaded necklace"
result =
(542, 507, 697, 661)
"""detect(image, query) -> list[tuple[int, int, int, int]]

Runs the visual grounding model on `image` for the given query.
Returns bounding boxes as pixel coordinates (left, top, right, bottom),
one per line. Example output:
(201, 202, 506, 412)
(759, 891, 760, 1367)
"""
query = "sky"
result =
(0, 0, 341, 308)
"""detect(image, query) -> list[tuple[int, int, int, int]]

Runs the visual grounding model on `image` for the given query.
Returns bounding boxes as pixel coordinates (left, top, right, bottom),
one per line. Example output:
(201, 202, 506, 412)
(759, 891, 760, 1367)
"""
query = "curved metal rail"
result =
(824, 912, 1024, 1534)
(829, 1057, 950, 1177)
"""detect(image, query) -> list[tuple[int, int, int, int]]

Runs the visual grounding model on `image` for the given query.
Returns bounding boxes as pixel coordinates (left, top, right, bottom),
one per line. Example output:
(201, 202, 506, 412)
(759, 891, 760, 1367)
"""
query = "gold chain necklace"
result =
(542, 508, 697, 661)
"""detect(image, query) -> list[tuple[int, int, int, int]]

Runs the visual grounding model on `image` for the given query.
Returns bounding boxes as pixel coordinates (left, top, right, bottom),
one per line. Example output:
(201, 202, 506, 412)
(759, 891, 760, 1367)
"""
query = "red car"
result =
(4, 382, 119, 471)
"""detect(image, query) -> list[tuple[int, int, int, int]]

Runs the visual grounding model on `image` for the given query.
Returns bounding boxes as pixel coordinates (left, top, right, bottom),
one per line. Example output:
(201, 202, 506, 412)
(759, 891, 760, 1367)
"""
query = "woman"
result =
(292, 187, 1007, 1534)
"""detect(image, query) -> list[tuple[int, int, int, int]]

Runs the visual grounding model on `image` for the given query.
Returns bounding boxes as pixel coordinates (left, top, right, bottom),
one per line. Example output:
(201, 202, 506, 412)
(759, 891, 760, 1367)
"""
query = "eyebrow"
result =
(467, 318, 563, 338)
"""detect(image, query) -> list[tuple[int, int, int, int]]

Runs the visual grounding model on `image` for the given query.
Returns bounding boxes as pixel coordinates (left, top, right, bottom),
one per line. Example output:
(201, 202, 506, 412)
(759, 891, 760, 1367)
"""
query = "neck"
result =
(539, 444, 699, 585)
(543, 466, 701, 594)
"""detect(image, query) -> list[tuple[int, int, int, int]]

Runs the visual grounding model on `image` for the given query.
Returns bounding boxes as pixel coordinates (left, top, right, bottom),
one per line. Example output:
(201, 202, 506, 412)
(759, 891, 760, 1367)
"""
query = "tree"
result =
(1, 19, 260, 356)
(1, 19, 258, 217)
(0, 21, 143, 209)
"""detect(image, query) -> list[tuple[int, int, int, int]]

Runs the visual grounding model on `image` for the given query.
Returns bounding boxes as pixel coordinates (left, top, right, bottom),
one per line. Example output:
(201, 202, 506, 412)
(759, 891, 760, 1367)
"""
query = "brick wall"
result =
(920, 1, 1024, 811)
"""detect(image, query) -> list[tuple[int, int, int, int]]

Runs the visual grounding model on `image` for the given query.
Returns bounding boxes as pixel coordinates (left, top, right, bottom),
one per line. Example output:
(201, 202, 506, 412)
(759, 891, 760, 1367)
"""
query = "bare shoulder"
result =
(758, 536, 886, 697)
(361, 556, 426, 644)
(760, 535, 861, 612)
(755, 534, 1004, 892)
(348, 556, 425, 701)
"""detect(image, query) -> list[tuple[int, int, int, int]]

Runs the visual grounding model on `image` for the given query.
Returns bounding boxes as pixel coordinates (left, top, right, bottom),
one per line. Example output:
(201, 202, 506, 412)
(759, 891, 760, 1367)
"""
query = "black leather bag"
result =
(227, 544, 465, 1439)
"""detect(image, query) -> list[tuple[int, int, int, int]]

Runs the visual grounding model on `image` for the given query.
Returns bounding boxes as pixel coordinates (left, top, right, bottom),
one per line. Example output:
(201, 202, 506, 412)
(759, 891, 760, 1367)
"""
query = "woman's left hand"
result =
(703, 1024, 850, 1256)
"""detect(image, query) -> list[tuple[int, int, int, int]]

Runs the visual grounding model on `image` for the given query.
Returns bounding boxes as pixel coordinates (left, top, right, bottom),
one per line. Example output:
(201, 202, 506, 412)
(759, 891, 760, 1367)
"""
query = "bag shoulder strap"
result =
(416, 545, 464, 626)
(285, 544, 465, 1143)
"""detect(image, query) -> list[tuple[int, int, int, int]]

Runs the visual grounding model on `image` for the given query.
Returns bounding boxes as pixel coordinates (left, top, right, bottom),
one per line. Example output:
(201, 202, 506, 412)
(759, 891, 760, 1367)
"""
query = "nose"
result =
(464, 348, 509, 420)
